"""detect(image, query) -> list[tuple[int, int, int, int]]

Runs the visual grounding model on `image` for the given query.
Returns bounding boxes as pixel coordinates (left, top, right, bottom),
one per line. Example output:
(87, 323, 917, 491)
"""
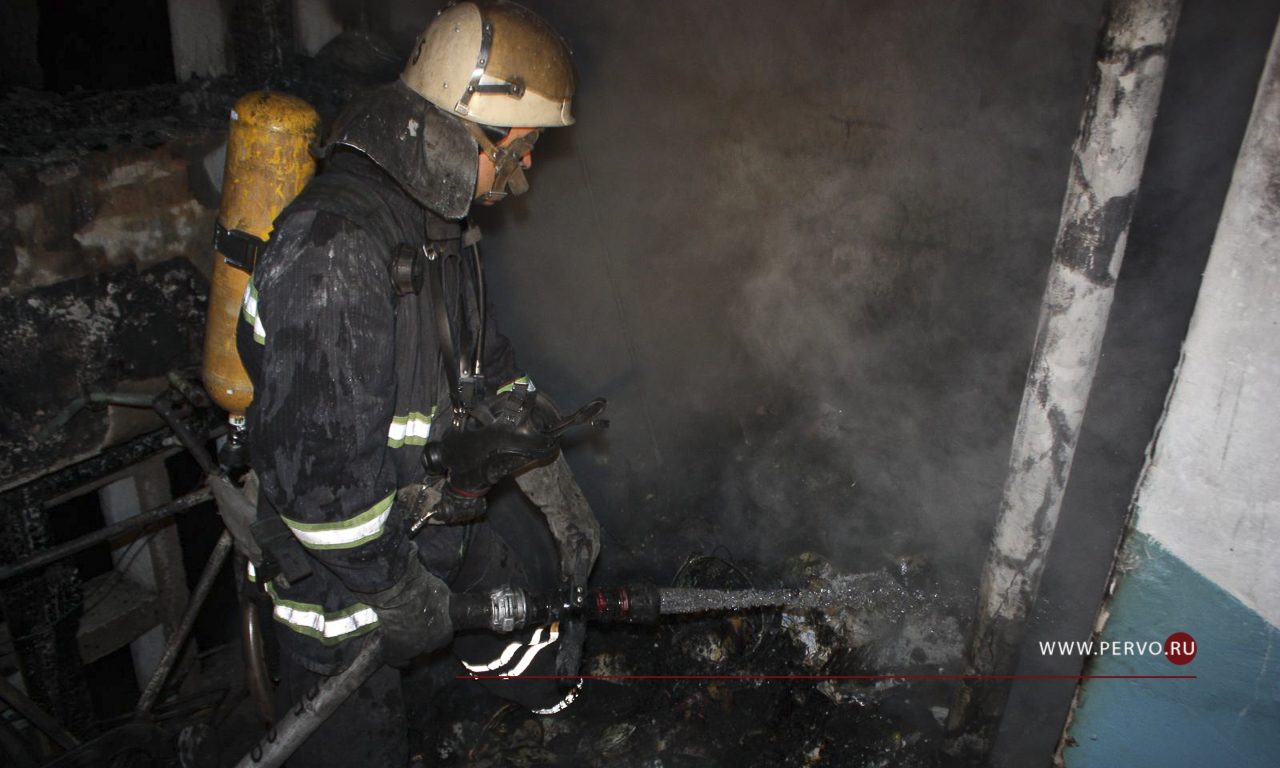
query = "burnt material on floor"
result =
(417, 554, 965, 767)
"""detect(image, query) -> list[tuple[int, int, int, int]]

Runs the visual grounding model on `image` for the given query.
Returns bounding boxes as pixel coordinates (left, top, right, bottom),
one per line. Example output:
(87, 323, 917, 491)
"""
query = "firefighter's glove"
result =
(359, 548, 453, 667)
(438, 390, 561, 496)
(427, 387, 606, 497)
(432, 487, 488, 525)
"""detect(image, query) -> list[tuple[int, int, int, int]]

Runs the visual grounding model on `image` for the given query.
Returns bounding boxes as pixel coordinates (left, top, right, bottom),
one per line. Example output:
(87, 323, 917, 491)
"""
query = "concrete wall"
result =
(1063, 18, 1280, 766)
(3, 0, 1274, 759)
(468, 0, 1106, 587)
(1063, 533, 1280, 766)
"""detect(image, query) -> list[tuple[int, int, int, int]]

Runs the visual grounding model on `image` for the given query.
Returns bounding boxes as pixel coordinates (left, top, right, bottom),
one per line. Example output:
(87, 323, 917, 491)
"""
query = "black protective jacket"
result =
(238, 146, 521, 673)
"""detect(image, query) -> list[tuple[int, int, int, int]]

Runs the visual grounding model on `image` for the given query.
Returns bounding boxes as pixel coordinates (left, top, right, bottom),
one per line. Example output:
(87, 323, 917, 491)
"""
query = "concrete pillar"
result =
(98, 458, 189, 693)
(134, 458, 190, 645)
(230, 0, 294, 82)
(1059, 23, 1280, 763)
(948, 0, 1182, 756)
(167, 0, 229, 80)
(294, 0, 344, 56)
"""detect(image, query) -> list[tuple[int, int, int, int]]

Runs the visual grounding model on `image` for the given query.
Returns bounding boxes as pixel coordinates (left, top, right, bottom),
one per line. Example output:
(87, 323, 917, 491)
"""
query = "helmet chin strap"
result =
(466, 122, 539, 203)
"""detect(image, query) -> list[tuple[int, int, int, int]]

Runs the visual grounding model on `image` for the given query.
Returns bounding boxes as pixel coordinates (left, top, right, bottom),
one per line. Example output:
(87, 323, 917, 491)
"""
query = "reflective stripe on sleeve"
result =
(280, 492, 394, 551)
(241, 279, 266, 344)
(387, 409, 435, 448)
(265, 583, 379, 644)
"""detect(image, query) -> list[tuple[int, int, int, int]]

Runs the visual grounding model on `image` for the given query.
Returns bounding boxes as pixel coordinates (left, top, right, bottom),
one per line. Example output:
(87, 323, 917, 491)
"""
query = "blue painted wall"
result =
(1064, 533, 1280, 767)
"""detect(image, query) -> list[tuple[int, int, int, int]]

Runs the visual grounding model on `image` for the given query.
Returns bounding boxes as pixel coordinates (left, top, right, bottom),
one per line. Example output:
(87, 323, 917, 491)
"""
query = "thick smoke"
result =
(465, 1, 1107, 595)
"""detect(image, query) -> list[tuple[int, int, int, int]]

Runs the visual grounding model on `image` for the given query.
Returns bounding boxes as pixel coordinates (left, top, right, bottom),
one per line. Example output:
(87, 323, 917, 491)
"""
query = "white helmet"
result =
(401, 1, 575, 128)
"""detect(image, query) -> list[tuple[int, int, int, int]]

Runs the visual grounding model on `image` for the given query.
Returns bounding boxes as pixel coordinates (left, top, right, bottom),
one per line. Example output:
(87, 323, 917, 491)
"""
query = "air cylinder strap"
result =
(213, 222, 267, 273)
(426, 245, 464, 420)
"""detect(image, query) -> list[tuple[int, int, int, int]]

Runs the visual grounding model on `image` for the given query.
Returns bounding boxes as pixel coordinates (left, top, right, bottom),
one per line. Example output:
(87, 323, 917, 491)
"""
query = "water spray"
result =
(447, 582, 862, 633)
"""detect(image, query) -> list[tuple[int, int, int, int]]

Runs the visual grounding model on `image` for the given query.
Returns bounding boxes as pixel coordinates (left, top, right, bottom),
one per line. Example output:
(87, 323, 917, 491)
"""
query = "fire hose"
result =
(234, 583, 658, 768)
(235, 582, 836, 768)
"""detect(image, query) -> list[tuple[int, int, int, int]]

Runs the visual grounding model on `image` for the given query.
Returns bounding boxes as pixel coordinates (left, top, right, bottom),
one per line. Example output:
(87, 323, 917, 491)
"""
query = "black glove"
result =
(439, 388, 561, 495)
(356, 546, 453, 667)
(425, 386, 606, 496)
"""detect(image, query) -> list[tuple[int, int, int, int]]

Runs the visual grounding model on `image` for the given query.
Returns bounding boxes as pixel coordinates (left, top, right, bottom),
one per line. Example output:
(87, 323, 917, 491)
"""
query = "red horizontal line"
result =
(458, 674, 1197, 681)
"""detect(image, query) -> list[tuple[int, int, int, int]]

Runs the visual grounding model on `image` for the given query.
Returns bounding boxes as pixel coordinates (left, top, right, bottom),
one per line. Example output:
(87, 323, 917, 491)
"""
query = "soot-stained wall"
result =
(411, 9, 1276, 757)
(1, 0, 1273, 759)
(464, 0, 1107, 586)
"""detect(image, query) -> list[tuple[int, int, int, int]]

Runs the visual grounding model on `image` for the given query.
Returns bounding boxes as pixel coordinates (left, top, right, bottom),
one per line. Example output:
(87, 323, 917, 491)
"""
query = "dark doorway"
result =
(37, 0, 175, 93)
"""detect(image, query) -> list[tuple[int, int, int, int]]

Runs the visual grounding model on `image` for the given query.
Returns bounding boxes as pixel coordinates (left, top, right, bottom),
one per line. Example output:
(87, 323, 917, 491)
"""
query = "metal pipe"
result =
(234, 635, 385, 768)
(151, 392, 264, 563)
(32, 390, 159, 443)
(0, 675, 81, 751)
(241, 598, 276, 724)
(152, 395, 220, 478)
(949, 0, 1182, 752)
(0, 488, 213, 583)
(136, 529, 234, 715)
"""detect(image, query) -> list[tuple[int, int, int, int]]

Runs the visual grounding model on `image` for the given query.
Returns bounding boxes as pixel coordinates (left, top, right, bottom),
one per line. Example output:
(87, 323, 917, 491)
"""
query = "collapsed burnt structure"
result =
(4, 0, 1280, 766)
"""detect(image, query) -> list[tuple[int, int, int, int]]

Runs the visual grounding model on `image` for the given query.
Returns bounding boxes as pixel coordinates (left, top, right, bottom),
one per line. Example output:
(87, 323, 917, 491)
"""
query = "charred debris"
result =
(415, 552, 964, 768)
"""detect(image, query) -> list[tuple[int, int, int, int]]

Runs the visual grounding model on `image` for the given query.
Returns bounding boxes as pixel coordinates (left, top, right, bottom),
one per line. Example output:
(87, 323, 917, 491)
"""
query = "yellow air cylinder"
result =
(202, 92, 319, 418)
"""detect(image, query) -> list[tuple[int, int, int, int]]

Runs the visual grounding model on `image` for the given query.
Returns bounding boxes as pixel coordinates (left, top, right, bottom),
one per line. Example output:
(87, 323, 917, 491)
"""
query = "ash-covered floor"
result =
(404, 554, 964, 768)
(181, 552, 971, 767)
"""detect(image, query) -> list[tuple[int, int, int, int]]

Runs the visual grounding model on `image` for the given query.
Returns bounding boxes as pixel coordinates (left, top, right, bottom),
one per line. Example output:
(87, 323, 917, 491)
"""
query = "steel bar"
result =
(949, 0, 1182, 754)
(133, 459, 193, 686)
(234, 635, 385, 768)
(151, 395, 220, 477)
(151, 393, 263, 562)
(0, 674, 81, 751)
(136, 529, 234, 715)
(0, 488, 213, 584)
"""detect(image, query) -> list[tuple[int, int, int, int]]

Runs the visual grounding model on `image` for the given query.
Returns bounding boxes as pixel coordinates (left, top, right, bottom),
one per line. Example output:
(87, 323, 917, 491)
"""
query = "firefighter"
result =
(236, 2, 589, 763)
